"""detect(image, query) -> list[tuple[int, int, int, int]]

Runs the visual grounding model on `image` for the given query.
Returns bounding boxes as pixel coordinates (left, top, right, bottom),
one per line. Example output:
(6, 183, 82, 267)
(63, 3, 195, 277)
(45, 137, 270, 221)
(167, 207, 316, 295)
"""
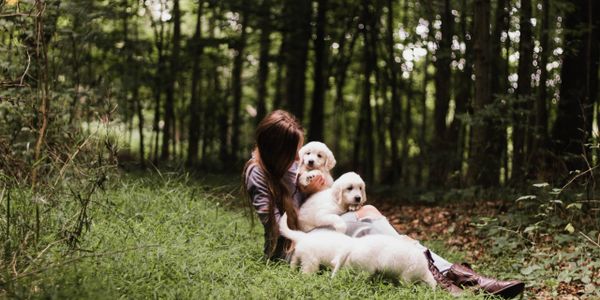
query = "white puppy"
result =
(332, 234, 437, 289)
(297, 141, 336, 194)
(279, 213, 353, 274)
(298, 172, 366, 233)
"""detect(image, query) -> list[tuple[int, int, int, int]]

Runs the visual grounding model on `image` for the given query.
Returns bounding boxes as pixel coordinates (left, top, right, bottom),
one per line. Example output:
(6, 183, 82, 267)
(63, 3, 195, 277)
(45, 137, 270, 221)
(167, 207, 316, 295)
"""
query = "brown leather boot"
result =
(423, 250, 463, 296)
(446, 263, 524, 299)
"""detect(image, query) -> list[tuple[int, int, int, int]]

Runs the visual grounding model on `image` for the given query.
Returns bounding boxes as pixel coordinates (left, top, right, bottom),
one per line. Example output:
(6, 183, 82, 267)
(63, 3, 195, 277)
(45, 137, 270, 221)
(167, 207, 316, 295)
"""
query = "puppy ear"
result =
(331, 181, 344, 206)
(361, 185, 367, 204)
(325, 148, 336, 170)
(298, 145, 307, 160)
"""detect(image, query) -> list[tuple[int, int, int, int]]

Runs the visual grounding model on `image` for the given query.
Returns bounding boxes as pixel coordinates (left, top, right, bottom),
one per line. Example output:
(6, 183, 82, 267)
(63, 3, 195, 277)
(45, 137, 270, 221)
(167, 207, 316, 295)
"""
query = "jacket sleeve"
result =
(245, 165, 281, 225)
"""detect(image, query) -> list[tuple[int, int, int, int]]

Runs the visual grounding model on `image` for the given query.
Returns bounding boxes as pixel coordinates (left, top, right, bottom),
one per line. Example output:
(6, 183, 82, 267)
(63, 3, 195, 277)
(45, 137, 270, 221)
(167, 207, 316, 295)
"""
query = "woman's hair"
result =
(242, 110, 304, 257)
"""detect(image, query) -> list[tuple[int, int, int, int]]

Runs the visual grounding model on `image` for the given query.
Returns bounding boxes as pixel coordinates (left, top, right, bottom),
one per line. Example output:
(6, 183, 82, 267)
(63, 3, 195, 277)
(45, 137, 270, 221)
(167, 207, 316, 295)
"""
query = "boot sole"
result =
(493, 282, 525, 299)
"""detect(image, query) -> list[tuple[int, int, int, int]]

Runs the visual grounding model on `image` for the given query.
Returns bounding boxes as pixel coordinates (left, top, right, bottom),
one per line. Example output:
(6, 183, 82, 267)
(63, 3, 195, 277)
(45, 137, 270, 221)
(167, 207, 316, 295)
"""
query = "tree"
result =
(467, 0, 496, 187)
(161, 0, 181, 161)
(530, 0, 550, 156)
(447, 0, 473, 186)
(353, 0, 376, 183)
(430, 0, 454, 187)
(255, 0, 272, 125)
(230, 0, 249, 162)
(308, 0, 328, 142)
(384, 0, 402, 183)
(551, 0, 600, 172)
(187, 1, 204, 166)
(512, 0, 534, 182)
(282, 0, 311, 121)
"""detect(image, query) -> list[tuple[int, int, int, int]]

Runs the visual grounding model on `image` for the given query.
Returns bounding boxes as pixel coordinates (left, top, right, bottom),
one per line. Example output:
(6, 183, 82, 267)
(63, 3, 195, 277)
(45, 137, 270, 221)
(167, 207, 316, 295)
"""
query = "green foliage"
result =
(472, 180, 600, 298)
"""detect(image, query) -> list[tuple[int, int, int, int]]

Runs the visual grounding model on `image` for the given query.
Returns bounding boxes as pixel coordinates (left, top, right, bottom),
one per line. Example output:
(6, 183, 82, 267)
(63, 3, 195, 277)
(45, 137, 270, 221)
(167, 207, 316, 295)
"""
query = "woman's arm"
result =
(246, 164, 282, 224)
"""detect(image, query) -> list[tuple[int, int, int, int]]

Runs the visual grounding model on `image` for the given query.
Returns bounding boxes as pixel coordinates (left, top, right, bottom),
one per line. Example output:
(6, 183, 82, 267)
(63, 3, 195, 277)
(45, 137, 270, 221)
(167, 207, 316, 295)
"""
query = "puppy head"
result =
(331, 172, 366, 210)
(298, 141, 336, 171)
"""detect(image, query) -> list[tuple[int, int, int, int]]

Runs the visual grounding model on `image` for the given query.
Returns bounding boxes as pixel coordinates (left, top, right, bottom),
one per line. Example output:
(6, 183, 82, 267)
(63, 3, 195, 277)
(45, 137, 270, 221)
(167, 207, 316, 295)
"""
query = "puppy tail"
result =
(278, 213, 305, 242)
(330, 250, 351, 278)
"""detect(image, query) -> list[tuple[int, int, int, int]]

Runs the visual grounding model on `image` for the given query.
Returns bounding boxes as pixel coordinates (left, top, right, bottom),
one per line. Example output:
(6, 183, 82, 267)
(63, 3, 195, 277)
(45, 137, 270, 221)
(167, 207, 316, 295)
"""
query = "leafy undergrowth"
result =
(3, 173, 493, 299)
(378, 196, 600, 300)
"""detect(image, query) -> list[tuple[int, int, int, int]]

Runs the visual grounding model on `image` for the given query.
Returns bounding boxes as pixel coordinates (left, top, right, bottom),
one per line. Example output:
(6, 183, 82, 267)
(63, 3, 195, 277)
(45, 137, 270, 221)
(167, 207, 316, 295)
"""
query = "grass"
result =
(4, 173, 497, 299)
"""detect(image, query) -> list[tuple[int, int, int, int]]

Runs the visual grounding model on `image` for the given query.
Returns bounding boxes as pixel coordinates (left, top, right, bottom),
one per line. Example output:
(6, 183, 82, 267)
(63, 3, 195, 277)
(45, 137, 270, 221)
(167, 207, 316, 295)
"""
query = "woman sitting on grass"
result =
(242, 110, 524, 298)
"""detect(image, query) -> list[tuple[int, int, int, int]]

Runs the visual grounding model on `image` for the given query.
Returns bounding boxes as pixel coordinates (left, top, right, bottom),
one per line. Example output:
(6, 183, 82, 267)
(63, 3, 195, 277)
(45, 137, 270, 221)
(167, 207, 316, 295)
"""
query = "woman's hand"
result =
(304, 174, 325, 194)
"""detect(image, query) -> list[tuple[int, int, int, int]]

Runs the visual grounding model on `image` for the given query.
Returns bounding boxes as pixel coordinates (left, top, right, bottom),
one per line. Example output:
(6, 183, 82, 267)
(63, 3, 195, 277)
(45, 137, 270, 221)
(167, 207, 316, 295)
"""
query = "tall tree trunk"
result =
(447, 0, 472, 186)
(401, 73, 414, 186)
(416, 52, 430, 187)
(485, 0, 509, 185)
(530, 0, 550, 178)
(132, 5, 145, 167)
(372, 63, 393, 184)
(467, 0, 495, 186)
(430, 0, 454, 187)
(308, 0, 328, 142)
(386, 0, 402, 183)
(273, 39, 285, 110)
(231, 1, 249, 162)
(149, 4, 166, 165)
(209, 5, 229, 164)
(332, 24, 358, 159)
(187, 1, 204, 166)
(552, 0, 600, 172)
(256, 0, 271, 125)
(282, 0, 311, 120)
(353, 0, 376, 183)
(161, 0, 181, 161)
(512, 0, 534, 182)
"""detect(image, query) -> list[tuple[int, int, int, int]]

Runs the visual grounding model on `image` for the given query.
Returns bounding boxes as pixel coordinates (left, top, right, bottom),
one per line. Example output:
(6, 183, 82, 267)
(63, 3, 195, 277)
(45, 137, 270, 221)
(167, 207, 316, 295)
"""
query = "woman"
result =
(242, 110, 524, 298)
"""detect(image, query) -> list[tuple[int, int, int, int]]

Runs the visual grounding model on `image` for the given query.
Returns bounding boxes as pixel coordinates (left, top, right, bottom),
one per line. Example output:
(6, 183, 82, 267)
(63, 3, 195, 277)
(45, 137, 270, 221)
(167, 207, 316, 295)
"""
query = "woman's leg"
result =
(356, 205, 524, 298)
(355, 205, 453, 273)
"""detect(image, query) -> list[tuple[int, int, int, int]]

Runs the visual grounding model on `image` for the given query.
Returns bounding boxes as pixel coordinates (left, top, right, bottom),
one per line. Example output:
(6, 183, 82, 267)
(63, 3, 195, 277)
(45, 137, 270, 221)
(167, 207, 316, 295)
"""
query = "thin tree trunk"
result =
(401, 72, 413, 186)
(256, 0, 271, 125)
(447, 0, 472, 187)
(309, 0, 328, 142)
(161, 0, 181, 161)
(332, 26, 358, 159)
(467, 0, 495, 187)
(386, 0, 402, 183)
(231, 0, 249, 162)
(430, 0, 453, 187)
(353, 0, 376, 183)
(416, 52, 430, 187)
(512, 0, 534, 182)
(282, 0, 311, 120)
(273, 39, 285, 110)
(552, 0, 600, 172)
(187, 1, 204, 166)
(530, 0, 550, 178)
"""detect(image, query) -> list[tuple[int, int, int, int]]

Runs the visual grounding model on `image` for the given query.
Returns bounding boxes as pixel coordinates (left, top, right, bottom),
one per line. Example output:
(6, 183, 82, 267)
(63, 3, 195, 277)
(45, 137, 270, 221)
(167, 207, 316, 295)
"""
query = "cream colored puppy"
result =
(279, 213, 353, 274)
(332, 234, 437, 289)
(297, 141, 336, 194)
(298, 172, 366, 233)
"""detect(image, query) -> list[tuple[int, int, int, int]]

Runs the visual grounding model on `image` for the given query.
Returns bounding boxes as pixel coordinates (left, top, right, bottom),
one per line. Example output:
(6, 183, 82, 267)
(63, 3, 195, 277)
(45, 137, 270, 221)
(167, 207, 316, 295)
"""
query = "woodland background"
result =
(0, 0, 599, 298)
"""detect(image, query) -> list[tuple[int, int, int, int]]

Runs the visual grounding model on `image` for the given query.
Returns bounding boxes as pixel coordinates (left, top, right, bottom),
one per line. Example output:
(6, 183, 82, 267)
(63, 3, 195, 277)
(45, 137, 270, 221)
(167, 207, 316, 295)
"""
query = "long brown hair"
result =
(242, 110, 304, 257)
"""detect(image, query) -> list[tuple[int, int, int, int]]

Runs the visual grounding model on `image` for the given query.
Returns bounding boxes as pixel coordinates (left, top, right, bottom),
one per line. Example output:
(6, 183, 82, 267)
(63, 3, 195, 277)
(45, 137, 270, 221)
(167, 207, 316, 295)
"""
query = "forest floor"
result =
(375, 195, 600, 299)
(2, 172, 599, 299)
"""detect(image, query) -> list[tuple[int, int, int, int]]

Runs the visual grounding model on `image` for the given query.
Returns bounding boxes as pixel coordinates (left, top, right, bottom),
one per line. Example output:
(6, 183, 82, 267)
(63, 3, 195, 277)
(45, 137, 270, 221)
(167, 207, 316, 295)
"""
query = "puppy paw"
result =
(333, 221, 347, 233)
(299, 174, 313, 187)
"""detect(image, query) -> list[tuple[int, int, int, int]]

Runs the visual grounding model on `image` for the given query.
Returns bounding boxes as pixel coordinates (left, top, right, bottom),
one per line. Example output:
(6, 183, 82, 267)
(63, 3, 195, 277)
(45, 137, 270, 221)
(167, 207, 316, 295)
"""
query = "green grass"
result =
(6, 173, 494, 299)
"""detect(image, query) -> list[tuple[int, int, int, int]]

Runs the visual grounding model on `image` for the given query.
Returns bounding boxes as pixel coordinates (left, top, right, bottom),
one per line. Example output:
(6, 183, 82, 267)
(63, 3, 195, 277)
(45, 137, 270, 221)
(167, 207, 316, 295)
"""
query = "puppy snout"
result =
(354, 196, 362, 203)
(308, 160, 315, 166)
